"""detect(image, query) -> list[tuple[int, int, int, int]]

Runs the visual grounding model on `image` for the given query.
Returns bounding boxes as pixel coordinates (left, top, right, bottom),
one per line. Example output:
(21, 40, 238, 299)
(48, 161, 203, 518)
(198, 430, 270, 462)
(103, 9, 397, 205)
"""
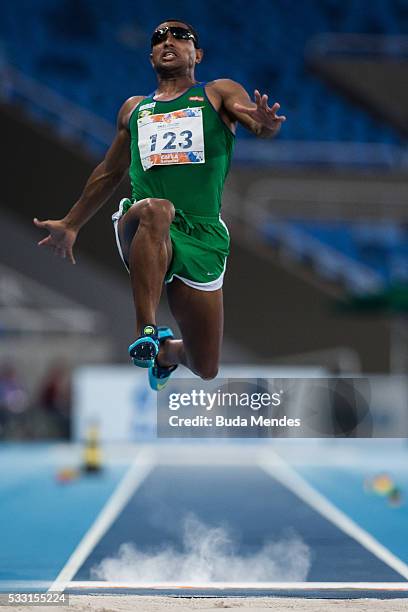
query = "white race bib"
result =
(137, 107, 205, 171)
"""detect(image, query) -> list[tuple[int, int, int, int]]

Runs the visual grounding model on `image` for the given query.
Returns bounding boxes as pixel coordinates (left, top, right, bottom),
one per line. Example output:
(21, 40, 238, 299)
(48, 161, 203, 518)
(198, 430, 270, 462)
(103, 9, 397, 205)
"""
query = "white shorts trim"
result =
(111, 197, 129, 223)
(113, 218, 129, 272)
(112, 198, 130, 272)
(219, 214, 230, 239)
(166, 263, 226, 292)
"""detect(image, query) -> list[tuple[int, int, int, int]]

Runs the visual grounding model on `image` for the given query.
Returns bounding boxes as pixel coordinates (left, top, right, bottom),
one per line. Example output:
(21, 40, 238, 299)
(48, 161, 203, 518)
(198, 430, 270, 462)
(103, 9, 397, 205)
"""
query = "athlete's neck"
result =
(154, 74, 197, 100)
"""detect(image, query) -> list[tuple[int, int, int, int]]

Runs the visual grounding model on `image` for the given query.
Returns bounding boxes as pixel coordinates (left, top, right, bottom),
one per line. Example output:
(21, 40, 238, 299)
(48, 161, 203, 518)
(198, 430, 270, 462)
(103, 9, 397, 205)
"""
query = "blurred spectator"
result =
(0, 363, 29, 439)
(37, 361, 72, 439)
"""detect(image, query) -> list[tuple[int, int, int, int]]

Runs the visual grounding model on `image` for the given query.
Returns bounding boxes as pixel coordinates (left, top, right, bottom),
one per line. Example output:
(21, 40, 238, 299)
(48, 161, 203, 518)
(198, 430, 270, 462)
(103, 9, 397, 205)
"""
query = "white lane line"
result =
(259, 450, 408, 580)
(66, 580, 408, 591)
(49, 447, 155, 593)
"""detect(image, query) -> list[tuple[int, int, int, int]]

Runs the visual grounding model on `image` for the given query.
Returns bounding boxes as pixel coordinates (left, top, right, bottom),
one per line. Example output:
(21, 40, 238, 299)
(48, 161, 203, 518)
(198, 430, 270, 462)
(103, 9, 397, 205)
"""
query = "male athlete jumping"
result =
(34, 20, 285, 390)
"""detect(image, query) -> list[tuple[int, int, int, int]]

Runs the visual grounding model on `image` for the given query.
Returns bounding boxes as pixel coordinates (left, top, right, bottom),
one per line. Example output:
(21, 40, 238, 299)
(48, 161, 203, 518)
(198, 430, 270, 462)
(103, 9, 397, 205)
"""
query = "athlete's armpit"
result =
(214, 79, 285, 138)
(118, 95, 145, 131)
(212, 79, 260, 133)
(102, 96, 145, 181)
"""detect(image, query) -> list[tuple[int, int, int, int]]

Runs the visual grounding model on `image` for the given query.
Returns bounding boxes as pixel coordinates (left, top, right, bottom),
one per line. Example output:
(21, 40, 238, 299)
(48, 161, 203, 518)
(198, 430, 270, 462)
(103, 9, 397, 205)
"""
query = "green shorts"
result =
(112, 200, 230, 291)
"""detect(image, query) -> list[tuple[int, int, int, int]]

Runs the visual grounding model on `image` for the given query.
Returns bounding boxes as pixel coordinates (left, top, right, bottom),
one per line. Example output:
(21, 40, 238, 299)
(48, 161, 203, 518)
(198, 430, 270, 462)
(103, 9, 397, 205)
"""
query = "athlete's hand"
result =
(33, 218, 78, 264)
(233, 90, 286, 134)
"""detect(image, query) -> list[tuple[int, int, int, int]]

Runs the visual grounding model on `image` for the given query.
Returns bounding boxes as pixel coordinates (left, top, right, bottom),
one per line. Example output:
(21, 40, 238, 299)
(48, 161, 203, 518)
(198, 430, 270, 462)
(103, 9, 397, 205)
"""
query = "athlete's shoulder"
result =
(206, 79, 243, 93)
(205, 79, 248, 107)
(117, 95, 146, 129)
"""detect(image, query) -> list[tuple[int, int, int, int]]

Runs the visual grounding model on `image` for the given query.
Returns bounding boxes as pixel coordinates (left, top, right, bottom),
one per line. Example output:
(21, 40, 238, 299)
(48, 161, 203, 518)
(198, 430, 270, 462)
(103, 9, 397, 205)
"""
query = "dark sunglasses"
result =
(151, 26, 198, 48)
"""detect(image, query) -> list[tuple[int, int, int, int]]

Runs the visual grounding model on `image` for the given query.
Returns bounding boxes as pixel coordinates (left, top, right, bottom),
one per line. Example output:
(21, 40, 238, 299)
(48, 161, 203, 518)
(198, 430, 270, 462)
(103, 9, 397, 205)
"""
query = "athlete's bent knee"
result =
(140, 198, 175, 227)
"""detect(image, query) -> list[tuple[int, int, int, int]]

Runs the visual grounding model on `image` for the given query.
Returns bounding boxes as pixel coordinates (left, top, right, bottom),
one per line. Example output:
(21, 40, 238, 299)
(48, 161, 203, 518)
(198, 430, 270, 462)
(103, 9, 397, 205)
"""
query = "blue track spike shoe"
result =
(128, 324, 159, 368)
(148, 326, 178, 391)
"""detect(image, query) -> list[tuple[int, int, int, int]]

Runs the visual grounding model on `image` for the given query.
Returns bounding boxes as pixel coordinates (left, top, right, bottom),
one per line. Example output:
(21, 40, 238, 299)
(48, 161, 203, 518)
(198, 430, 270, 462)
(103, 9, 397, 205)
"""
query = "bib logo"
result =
(138, 101, 156, 118)
(139, 102, 156, 111)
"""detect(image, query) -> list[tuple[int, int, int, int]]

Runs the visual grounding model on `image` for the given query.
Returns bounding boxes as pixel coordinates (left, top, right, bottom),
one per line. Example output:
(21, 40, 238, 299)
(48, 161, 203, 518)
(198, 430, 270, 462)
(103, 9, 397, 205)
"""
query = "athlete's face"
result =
(150, 21, 203, 75)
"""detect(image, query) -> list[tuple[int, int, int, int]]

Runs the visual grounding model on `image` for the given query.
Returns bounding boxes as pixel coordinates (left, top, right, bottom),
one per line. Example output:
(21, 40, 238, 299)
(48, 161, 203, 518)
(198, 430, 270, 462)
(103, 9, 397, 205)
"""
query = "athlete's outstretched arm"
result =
(215, 79, 286, 139)
(33, 95, 143, 263)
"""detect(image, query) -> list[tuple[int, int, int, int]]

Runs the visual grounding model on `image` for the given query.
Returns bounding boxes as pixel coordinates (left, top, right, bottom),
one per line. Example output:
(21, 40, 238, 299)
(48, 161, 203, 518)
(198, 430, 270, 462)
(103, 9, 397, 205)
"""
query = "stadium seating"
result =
(262, 219, 408, 292)
(0, 0, 405, 144)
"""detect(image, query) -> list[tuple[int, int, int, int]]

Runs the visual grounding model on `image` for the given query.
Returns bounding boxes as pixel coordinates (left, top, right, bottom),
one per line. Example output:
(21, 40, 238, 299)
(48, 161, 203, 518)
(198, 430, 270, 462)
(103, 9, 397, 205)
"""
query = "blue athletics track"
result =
(1, 440, 408, 600)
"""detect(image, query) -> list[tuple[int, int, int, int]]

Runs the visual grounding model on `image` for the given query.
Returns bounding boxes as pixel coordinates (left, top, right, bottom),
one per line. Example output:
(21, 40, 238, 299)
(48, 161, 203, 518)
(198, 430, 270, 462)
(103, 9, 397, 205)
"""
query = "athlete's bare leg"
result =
(159, 279, 223, 380)
(117, 204, 222, 379)
(117, 198, 174, 336)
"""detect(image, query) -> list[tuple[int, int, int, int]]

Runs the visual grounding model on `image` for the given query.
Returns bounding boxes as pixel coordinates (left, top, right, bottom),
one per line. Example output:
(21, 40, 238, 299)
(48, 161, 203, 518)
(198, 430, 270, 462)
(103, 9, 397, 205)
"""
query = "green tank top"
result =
(128, 83, 235, 218)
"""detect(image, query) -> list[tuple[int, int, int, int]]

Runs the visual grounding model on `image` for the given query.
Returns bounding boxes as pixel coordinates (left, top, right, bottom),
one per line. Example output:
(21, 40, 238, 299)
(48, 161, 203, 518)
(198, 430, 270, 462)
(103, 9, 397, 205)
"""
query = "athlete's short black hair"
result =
(159, 19, 200, 48)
